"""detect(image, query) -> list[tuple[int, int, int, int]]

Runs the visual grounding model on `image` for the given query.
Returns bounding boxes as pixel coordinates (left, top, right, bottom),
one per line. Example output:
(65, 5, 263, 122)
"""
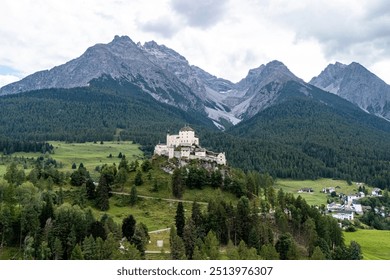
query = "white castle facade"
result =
(154, 126, 226, 165)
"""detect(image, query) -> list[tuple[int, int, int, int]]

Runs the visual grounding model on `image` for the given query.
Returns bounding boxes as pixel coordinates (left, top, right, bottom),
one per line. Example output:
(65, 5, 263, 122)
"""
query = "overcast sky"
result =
(1, 0, 390, 87)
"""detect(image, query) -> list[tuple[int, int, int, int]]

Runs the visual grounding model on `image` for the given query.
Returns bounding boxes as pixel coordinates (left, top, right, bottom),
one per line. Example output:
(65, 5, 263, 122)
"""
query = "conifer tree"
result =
(122, 215, 136, 241)
(70, 244, 84, 260)
(134, 170, 143, 186)
(183, 219, 196, 259)
(175, 202, 185, 238)
(203, 231, 220, 260)
(169, 226, 186, 260)
(172, 168, 184, 198)
(95, 175, 110, 211)
(129, 185, 138, 206)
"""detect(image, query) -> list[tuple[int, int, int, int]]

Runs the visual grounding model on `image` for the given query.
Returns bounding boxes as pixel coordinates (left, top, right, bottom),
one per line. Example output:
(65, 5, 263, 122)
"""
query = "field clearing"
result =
(91, 195, 187, 232)
(344, 230, 390, 260)
(147, 229, 171, 252)
(11, 141, 143, 179)
(274, 178, 370, 206)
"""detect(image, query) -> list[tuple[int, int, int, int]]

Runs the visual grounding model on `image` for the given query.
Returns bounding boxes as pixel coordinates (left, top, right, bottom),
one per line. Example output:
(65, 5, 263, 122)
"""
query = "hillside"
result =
(224, 82, 390, 187)
(1, 78, 390, 188)
(0, 144, 362, 260)
(0, 76, 214, 152)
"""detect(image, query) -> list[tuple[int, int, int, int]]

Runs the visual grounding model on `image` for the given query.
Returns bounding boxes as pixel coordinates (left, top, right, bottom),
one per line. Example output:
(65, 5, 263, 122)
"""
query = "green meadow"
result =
(274, 178, 370, 206)
(344, 230, 390, 260)
(9, 141, 143, 179)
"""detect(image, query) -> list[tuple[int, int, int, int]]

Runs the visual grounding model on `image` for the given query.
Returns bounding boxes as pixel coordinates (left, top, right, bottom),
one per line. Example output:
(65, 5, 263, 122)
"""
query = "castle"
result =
(154, 126, 226, 165)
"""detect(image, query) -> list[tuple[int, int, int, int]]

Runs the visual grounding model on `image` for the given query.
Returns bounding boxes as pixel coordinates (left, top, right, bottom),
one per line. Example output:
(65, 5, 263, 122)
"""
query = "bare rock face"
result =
(310, 62, 390, 121)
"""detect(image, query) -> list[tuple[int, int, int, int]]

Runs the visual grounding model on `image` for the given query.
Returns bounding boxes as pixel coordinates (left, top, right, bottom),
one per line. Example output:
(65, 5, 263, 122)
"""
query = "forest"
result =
(0, 154, 363, 260)
(1, 78, 390, 189)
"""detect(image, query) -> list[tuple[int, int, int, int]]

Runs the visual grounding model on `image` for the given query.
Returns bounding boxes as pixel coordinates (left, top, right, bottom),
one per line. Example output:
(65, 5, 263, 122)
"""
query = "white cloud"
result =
(137, 17, 181, 38)
(171, 0, 229, 28)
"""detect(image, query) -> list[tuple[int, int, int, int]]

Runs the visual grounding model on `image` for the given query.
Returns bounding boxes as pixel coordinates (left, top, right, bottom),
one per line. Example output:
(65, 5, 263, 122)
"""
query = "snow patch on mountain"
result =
(205, 106, 241, 125)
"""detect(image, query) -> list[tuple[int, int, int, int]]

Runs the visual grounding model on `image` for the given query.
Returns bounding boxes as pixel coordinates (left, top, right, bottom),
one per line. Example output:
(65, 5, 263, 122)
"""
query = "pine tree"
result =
(122, 215, 136, 241)
(172, 168, 184, 198)
(183, 219, 196, 259)
(191, 201, 204, 238)
(275, 233, 298, 260)
(129, 185, 138, 206)
(169, 226, 186, 260)
(134, 170, 143, 186)
(95, 175, 110, 211)
(85, 179, 96, 199)
(82, 235, 97, 260)
(348, 241, 362, 260)
(175, 202, 185, 238)
(260, 244, 279, 260)
(131, 224, 148, 259)
(70, 244, 84, 260)
(203, 231, 220, 260)
(310, 246, 326, 260)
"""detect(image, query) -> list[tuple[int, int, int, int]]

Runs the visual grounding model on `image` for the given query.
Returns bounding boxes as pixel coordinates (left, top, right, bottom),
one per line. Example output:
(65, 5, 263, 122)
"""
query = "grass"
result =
(147, 230, 171, 252)
(0, 164, 6, 177)
(274, 178, 371, 206)
(10, 141, 143, 180)
(344, 229, 390, 260)
(91, 195, 190, 231)
(0, 247, 22, 260)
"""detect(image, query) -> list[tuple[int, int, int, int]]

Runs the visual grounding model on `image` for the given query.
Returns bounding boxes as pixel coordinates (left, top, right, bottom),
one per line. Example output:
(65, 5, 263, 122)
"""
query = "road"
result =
(110, 191, 208, 205)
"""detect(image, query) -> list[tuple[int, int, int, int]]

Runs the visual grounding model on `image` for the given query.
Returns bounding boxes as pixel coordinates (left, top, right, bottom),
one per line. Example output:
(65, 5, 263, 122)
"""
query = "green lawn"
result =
(274, 178, 371, 206)
(344, 230, 390, 260)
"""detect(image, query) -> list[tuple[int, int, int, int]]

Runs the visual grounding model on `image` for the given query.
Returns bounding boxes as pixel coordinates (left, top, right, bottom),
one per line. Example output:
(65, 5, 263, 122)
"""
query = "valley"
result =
(0, 35, 390, 261)
(1, 140, 389, 260)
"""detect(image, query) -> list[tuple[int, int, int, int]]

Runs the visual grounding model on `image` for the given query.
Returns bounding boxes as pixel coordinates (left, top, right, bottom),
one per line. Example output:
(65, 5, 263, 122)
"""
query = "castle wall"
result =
(155, 127, 226, 165)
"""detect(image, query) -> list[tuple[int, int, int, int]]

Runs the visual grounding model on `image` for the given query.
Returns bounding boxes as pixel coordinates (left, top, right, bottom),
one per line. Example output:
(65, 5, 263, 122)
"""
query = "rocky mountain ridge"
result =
(1, 35, 390, 126)
(310, 62, 390, 121)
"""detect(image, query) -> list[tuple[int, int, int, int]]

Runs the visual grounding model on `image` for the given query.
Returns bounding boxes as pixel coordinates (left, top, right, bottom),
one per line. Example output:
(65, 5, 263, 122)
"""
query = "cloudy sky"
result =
(1, 0, 390, 87)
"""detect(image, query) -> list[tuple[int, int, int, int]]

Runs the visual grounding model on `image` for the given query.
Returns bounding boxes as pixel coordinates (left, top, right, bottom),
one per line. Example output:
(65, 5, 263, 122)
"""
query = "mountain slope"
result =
(310, 62, 390, 121)
(140, 40, 239, 127)
(223, 80, 390, 185)
(0, 36, 205, 112)
(0, 76, 215, 153)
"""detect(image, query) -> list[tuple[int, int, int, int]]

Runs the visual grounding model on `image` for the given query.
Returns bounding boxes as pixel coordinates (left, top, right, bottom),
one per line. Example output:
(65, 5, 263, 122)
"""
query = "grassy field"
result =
(274, 178, 370, 206)
(8, 141, 143, 179)
(344, 230, 390, 260)
(91, 195, 200, 232)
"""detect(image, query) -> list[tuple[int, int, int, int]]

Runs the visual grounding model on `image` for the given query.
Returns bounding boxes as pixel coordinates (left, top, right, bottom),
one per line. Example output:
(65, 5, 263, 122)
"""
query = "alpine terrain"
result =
(310, 62, 390, 121)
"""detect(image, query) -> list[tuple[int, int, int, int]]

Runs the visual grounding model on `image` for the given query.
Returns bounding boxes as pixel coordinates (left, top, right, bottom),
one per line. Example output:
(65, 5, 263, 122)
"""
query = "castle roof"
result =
(180, 126, 194, 132)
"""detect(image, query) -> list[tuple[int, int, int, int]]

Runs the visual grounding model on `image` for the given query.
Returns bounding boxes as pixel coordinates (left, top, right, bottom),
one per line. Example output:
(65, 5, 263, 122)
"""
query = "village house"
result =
(298, 188, 314, 193)
(322, 187, 335, 194)
(327, 202, 344, 212)
(154, 126, 227, 165)
(332, 211, 354, 221)
(372, 188, 382, 197)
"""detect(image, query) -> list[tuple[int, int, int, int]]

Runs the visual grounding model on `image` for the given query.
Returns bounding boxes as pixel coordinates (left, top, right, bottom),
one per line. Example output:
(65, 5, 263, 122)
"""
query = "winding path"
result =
(110, 191, 208, 205)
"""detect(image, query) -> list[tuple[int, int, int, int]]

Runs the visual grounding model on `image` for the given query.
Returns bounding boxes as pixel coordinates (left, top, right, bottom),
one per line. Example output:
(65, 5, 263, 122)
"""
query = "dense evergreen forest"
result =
(0, 138, 53, 155)
(0, 78, 390, 189)
(0, 155, 363, 260)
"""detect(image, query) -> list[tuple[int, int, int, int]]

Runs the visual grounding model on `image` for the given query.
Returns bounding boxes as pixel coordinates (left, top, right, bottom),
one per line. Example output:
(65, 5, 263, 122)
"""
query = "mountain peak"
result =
(310, 61, 390, 121)
(142, 40, 187, 63)
(112, 35, 134, 44)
